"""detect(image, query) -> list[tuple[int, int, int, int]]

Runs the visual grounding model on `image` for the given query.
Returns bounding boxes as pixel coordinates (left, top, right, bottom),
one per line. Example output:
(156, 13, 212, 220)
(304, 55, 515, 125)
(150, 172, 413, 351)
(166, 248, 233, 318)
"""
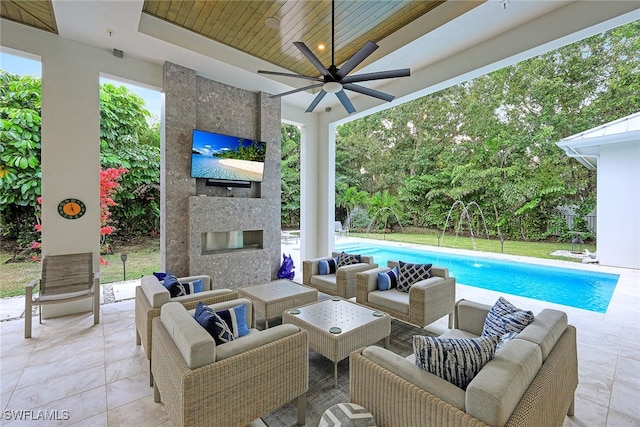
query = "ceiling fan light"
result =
(323, 82, 343, 93)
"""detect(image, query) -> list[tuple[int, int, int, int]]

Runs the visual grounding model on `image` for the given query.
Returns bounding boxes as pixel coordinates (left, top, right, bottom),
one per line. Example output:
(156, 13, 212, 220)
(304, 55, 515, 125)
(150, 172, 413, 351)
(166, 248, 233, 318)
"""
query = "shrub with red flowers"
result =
(30, 167, 128, 265)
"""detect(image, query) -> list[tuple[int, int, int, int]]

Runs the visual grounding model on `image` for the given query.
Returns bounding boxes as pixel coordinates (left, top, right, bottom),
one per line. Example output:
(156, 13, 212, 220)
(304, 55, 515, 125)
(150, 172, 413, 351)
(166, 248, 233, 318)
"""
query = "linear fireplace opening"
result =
(201, 230, 263, 254)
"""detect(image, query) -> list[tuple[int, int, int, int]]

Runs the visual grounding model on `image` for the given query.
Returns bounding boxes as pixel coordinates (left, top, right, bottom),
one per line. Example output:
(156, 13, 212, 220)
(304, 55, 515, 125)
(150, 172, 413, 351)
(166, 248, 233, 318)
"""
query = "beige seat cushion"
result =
(368, 289, 410, 315)
(216, 324, 300, 361)
(363, 346, 466, 410)
(310, 274, 338, 292)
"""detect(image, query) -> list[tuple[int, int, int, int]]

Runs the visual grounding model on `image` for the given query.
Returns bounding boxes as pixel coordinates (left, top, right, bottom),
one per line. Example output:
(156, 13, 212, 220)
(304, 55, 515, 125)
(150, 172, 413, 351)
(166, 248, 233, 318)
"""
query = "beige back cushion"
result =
(141, 275, 170, 308)
(516, 309, 567, 360)
(466, 339, 542, 427)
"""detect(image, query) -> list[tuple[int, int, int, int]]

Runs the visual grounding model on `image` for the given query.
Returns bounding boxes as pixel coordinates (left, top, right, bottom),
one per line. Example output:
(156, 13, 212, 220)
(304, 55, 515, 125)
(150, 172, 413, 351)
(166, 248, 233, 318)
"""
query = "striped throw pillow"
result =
(413, 334, 499, 390)
(377, 266, 399, 291)
(481, 297, 535, 337)
(318, 257, 338, 275)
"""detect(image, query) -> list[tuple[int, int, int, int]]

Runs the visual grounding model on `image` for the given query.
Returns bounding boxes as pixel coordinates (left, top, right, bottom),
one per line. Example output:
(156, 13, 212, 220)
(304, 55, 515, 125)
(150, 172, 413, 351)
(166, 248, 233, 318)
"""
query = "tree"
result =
(0, 75, 161, 246)
(281, 123, 300, 228)
(335, 20, 640, 241)
(99, 83, 160, 236)
(0, 72, 41, 246)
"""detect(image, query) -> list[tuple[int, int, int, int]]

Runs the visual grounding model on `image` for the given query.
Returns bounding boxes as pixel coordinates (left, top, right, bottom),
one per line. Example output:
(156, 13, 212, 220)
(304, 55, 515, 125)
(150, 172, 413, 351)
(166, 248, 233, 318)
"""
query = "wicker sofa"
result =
(135, 274, 238, 385)
(302, 252, 378, 299)
(355, 261, 456, 328)
(152, 299, 309, 427)
(350, 299, 578, 427)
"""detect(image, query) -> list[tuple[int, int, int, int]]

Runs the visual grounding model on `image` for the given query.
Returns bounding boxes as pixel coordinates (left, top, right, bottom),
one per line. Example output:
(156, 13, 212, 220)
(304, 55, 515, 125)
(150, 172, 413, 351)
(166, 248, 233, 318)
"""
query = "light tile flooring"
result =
(1, 249, 638, 426)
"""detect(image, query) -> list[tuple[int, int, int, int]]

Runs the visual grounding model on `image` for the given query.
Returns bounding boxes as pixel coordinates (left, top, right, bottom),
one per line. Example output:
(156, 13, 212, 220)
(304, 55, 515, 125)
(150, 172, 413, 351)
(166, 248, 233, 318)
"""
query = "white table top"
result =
(287, 298, 386, 334)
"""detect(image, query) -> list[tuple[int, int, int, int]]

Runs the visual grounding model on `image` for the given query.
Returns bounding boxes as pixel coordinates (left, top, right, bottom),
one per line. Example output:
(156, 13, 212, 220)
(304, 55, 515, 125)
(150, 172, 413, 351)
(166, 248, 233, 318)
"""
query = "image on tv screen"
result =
(191, 130, 266, 182)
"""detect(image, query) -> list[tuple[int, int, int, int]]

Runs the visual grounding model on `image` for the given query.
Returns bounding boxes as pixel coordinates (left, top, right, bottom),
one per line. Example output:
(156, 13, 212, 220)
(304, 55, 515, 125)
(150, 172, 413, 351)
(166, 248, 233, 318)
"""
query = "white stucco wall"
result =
(597, 141, 640, 269)
(2, 20, 162, 317)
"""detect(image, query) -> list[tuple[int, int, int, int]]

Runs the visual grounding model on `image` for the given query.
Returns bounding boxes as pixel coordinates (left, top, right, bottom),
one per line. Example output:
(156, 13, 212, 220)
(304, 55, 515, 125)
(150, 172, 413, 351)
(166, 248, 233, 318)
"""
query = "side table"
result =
(238, 279, 318, 328)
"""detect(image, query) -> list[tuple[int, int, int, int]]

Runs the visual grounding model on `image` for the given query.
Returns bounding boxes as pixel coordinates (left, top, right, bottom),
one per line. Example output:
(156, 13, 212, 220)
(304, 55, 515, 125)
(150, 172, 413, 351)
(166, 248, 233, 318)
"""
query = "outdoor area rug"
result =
(259, 317, 436, 426)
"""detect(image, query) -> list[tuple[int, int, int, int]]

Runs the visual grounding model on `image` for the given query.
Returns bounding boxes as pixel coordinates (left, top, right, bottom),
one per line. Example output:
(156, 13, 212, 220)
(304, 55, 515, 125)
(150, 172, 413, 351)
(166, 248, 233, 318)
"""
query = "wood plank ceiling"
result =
(1, 0, 447, 78)
(1, 0, 58, 34)
(142, 0, 445, 77)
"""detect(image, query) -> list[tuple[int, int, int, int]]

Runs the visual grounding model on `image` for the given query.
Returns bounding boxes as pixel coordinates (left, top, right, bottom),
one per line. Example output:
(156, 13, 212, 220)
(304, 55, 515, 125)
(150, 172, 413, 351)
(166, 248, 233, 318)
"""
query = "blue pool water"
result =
(336, 242, 619, 313)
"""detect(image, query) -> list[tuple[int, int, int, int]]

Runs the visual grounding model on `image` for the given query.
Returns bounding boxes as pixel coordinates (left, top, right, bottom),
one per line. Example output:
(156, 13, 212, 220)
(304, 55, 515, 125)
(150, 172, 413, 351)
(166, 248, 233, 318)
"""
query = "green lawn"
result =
(0, 238, 161, 298)
(347, 231, 595, 261)
(0, 232, 593, 298)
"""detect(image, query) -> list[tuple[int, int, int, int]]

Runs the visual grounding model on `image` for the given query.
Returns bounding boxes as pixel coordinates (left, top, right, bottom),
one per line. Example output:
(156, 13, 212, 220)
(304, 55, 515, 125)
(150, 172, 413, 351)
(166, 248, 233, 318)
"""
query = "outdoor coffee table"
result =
(283, 297, 391, 388)
(238, 279, 318, 328)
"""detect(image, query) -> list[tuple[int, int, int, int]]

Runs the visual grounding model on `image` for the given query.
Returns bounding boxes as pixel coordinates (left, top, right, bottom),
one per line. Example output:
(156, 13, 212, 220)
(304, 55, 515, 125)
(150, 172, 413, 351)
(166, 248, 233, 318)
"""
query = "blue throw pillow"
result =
(216, 304, 250, 338)
(318, 257, 339, 275)
(162, 274, 182, 297)
(194, 302, 234, 345)
(377, 266, 399, 291)
(153, 272, 168, 281)
(162, 275, 203, 297)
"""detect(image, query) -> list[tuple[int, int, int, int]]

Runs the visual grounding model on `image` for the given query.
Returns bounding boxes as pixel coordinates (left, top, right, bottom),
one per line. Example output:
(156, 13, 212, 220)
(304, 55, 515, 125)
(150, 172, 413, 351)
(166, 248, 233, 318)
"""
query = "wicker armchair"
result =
(302, 252, 377, 299)
(152, 299, 308, 427)
(24, 252, 100, 338)
(355, 261, 456, 328)
(135, 274, 238, 385)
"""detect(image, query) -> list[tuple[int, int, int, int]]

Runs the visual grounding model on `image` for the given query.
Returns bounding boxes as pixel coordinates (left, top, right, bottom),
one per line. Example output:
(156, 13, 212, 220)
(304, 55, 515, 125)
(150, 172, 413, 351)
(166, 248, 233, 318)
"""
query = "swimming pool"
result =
(336, 242, 619, 313)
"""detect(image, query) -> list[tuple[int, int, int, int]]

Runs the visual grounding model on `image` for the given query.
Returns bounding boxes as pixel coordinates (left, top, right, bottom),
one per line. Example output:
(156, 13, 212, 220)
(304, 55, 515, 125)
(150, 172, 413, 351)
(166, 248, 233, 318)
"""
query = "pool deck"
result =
(1, 236, 638, 425)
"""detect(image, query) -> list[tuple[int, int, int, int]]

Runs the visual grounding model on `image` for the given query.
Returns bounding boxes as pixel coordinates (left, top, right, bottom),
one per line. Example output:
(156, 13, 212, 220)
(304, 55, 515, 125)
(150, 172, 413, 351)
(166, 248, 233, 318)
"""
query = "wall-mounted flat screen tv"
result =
(191, 129, 266, 183)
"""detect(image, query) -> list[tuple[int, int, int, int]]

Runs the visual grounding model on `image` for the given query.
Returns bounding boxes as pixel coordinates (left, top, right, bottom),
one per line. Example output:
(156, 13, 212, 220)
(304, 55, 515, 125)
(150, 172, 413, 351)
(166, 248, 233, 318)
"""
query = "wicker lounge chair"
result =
(355, 261, 456, 328)
(302, 251, 377, 299)
(135, 274, 238, 385)
(152, 299, 308, 427)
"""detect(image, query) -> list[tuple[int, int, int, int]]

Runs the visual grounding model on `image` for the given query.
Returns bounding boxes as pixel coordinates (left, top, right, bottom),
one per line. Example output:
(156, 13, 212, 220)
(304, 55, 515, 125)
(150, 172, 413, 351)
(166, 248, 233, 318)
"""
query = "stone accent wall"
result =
(162, 62, 281, 287)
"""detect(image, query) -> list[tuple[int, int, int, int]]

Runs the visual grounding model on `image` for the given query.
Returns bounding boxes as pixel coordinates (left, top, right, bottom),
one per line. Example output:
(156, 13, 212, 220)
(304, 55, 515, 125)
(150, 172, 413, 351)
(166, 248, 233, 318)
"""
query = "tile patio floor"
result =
(1, 239, 638, 426)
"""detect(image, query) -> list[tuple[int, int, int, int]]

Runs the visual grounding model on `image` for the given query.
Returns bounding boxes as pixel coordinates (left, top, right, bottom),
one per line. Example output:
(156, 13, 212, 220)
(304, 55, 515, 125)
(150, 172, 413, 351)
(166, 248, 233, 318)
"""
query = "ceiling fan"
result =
(258, 0, 411, 114)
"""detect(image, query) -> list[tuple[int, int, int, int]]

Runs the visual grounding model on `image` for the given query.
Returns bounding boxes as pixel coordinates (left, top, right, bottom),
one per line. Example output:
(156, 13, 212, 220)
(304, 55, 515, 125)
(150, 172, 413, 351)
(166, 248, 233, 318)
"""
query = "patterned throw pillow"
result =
(318, 257, 339, 275)
(413, 334, 499, 390)
(162, 275, 203, 297)
(216, 304, 250, 338)
(496, 331, 518, 351)
(396, 261, 432, 292)
(377, 266, 399, 291)
(194, 302, 234, 345)
(481, 296, 535, 337)
(337, 252, 362, 267)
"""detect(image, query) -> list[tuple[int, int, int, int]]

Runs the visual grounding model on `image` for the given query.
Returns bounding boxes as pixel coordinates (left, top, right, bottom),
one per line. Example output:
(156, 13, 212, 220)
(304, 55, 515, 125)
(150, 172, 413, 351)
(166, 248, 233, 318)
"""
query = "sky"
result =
(0, 51, 162, 118)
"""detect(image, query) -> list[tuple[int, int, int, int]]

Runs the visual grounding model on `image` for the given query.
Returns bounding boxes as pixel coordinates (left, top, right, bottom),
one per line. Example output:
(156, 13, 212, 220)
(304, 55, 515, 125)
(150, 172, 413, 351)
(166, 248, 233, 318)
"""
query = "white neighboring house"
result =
(558, 112, 640, 269)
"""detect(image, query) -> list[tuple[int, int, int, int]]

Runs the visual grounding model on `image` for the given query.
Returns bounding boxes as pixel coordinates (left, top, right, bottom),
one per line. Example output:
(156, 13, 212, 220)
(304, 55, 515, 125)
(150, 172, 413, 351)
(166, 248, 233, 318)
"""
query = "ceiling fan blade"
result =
(335, 90, 356, 114)
(269, 83, 324, 99)
(341, 68, 411, 84)
(294, 42, 331, 78)
(336, 41, 379, 79)
(258, 70, 323, 82)
(305, 90, 328, 113)
(343, 83, 395, 102)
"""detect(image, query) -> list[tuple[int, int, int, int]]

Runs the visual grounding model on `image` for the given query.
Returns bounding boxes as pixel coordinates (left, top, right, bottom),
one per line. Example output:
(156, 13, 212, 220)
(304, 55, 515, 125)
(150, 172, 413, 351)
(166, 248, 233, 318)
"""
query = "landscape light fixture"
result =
(120, 253, 127, 280)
